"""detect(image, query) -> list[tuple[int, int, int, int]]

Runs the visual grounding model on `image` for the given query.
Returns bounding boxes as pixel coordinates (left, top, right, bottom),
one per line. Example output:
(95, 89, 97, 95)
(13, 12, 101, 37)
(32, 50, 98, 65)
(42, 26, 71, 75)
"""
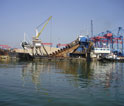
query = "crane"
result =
(22, 16, 52, 57)
(34, 16, 52, 40)
(32, 16, 52, 56)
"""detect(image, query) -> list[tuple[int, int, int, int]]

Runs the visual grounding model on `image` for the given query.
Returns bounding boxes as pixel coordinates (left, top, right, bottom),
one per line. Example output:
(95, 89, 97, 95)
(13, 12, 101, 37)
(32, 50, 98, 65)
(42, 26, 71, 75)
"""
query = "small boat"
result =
(98, 53, 121, 61)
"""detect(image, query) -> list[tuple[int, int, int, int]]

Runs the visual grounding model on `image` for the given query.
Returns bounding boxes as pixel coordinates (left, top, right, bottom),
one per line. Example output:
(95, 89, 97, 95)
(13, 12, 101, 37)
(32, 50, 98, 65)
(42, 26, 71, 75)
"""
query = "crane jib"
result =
(36, 16, 52, 39)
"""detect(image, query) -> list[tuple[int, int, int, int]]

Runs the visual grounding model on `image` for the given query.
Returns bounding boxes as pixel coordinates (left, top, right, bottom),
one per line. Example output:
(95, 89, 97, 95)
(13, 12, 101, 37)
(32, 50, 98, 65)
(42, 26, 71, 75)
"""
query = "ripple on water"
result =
(0, 61, 124, 106)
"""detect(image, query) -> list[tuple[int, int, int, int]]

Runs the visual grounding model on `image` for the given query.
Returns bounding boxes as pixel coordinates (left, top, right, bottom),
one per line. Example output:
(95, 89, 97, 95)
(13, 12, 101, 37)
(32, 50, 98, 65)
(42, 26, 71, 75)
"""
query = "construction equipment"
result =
(32, 16, 52, 56)
(35, 16, 52, 39)
(22, 16, 52, 57)
(49, 36, 93, 58)
(49, 38, 80, 57)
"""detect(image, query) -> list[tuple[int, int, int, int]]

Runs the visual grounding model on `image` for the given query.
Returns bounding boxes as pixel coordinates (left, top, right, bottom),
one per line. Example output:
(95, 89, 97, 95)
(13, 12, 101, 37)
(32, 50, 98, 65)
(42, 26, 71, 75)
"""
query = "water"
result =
(0, 60, 124, 106)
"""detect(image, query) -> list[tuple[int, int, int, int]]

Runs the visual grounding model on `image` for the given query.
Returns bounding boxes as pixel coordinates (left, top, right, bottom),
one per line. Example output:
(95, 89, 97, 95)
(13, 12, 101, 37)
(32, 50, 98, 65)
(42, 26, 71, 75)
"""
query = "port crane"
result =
(22, 16, 52, 56)
(91, 27, 124, 56)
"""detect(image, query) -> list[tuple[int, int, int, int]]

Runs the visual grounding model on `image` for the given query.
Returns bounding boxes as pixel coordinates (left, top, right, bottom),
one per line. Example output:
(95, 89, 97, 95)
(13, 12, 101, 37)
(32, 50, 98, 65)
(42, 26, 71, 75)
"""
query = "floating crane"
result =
(32, 16, 52, 56)
(22, 16, 52, 57)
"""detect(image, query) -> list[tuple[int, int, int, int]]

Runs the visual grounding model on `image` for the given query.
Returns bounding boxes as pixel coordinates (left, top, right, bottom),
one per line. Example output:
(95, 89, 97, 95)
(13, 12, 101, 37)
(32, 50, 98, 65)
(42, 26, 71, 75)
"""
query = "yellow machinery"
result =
(32, 16, 52, 56)
(35, 16, 52, 39)
(24, 16, 52, 56)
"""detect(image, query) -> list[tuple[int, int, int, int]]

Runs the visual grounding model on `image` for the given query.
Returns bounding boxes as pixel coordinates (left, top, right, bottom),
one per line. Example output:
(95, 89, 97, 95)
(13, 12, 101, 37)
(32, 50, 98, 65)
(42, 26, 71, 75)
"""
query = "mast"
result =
(91, 20, 93, 37)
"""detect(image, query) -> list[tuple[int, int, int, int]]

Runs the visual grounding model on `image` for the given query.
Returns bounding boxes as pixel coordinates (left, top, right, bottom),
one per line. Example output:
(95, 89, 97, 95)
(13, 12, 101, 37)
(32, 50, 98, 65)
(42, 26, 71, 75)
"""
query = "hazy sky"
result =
(0, 0, 124, 48)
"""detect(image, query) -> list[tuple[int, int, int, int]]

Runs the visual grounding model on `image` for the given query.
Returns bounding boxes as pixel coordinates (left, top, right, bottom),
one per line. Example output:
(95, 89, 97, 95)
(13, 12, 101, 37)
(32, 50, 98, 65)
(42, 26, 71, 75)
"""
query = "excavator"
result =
(21, 16, 52, 56)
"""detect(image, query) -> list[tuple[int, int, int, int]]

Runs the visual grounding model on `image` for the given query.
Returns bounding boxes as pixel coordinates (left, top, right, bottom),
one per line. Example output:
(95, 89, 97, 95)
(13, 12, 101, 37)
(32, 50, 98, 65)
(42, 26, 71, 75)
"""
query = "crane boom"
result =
(36, 16, 52, 39)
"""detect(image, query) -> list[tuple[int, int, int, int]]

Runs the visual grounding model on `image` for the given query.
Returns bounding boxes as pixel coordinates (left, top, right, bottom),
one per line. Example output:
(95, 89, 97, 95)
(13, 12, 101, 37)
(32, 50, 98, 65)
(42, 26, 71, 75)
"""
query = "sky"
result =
(0, 0, 124, 48)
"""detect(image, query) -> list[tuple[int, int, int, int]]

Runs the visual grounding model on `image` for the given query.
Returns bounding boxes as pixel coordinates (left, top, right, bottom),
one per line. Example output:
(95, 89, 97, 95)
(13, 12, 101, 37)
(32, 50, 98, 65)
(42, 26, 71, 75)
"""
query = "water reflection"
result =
(91, 62, 124, 88)
(21, 60, 124, 89)
(0, 60, 124, 105)
(22, 62, 51, 86)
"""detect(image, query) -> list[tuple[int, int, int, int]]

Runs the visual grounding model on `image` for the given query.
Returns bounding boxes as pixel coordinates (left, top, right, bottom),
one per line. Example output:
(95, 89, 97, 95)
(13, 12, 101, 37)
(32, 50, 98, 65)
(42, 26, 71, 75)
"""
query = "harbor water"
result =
(0, 60, 124, 106)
